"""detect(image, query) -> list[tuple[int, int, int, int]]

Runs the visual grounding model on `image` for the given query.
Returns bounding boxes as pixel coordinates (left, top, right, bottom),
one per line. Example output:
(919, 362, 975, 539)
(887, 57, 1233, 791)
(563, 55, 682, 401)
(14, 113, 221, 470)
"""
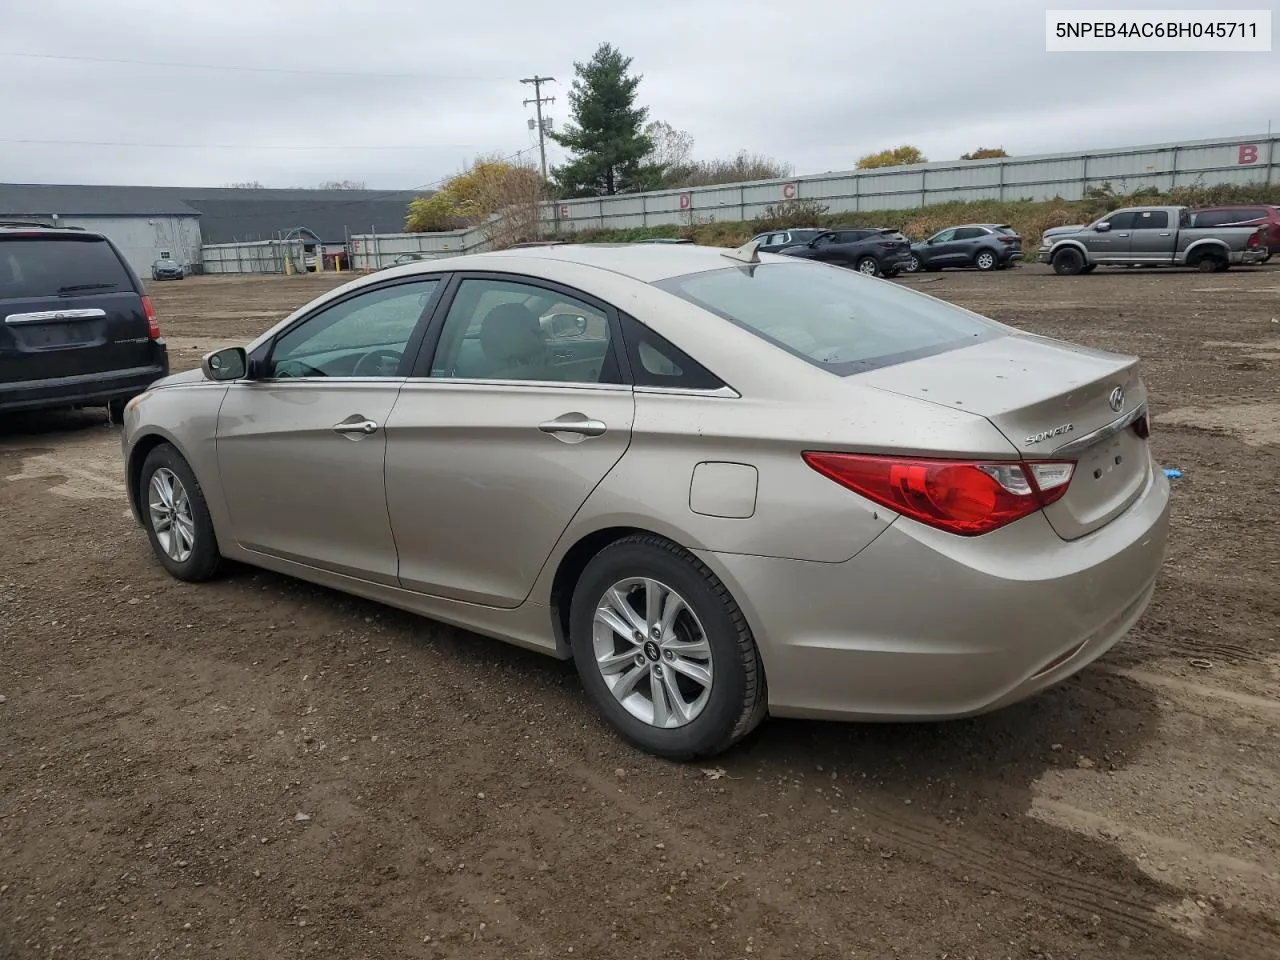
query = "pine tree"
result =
(550, 44, 661, 197)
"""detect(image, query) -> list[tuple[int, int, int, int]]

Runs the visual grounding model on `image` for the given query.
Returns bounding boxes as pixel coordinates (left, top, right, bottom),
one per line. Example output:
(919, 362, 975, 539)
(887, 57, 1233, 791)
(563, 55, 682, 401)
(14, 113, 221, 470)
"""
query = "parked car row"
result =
(749, 204, 1273, 279)
(751, 224, 1021, 276)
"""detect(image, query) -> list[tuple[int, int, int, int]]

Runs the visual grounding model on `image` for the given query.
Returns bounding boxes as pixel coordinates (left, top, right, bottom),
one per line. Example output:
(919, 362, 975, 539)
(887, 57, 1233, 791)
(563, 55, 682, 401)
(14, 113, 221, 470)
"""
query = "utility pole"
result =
(520, 76, 556, 184)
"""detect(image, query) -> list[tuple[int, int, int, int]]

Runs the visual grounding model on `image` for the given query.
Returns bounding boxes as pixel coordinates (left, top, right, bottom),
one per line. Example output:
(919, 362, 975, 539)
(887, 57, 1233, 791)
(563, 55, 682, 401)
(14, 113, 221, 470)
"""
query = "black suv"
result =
(1, 223, 168, 422)
(776, 227, 911, 276)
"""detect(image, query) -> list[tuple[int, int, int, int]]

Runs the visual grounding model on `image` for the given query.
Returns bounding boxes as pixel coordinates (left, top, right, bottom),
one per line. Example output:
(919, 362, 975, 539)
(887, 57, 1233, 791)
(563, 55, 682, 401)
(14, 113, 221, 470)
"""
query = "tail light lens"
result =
(999, 236, 1018, 245)
(1247, 230, 1263, 249)
(142, 295, 161, 339)
(803, 452, 1076, 536)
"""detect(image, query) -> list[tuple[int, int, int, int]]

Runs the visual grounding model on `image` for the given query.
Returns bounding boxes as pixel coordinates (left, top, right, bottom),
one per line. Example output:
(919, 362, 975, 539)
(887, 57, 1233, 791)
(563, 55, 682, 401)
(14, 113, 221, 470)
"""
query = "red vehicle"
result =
(1190, 205, 1279, 262)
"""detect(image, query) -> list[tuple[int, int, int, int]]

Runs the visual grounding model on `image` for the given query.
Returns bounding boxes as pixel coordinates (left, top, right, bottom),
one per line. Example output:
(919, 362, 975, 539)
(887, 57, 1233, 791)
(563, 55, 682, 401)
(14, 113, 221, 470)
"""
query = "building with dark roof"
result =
(0, 182, 427, 274)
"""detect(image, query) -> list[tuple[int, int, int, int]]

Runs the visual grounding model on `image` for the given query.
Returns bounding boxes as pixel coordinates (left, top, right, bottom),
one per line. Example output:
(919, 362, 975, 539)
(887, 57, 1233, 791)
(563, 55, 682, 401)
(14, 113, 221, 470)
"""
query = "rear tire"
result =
(139, 443, 223, 583)
(974, 249, 999, 271)
(1196, 254, 1224, 273)
(569, 534, 767, 760)
(855, 256, 880, 277)
(1052, 248, 1085, 276)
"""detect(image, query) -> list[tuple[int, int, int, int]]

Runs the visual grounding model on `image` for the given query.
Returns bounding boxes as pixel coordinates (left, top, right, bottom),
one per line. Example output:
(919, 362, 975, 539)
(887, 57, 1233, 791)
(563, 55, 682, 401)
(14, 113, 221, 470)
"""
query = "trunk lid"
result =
(858, 334, 1152, 540)
(0, 234, 154, 384)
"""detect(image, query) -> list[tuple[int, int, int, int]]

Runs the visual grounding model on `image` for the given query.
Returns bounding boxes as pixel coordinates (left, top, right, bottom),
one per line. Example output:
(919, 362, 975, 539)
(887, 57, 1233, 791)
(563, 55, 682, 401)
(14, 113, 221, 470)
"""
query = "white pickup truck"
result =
(1039, 205, 1268, 275)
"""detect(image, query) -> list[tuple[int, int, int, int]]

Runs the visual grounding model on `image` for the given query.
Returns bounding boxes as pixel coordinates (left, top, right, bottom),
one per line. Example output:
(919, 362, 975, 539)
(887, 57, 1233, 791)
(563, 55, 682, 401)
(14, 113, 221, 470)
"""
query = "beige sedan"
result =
(120, 242, 1170, 759)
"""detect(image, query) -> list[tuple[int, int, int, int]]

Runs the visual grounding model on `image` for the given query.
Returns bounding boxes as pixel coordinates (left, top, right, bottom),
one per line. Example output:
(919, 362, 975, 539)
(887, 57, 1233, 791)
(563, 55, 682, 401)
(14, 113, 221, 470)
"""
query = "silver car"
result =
(119, 243, 1171, 759)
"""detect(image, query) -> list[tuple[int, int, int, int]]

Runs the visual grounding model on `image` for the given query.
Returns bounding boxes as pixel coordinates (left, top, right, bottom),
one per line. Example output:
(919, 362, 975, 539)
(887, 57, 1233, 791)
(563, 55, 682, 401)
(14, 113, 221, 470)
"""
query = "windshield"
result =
(658, 261, 1003, 375)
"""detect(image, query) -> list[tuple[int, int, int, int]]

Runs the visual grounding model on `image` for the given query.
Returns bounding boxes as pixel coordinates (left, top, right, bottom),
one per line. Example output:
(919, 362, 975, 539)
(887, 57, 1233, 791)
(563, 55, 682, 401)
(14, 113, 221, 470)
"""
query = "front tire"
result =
(569, 535, 767, 760)
(903, 253, 922, 273)
(1052, 248, 1085, 276)
(140, 443, 222, 582)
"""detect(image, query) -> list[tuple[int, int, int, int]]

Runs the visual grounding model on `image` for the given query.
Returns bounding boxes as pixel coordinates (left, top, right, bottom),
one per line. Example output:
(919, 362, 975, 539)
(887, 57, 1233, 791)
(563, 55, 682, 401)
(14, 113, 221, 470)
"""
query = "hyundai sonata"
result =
(120, 241, 1170, 759)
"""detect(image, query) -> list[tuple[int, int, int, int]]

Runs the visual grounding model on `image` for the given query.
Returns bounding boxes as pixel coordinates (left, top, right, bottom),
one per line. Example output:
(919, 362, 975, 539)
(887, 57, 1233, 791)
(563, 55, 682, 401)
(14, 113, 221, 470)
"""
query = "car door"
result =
(921, 228, 957, 266)
(1081, 211, 1134, 261)
(949, 226, 987, 264)
(383, 273, 635, 608)
(215, 277, 444, 585)
(804, 231, 844, 263)
(1127, 209, 1174, 262)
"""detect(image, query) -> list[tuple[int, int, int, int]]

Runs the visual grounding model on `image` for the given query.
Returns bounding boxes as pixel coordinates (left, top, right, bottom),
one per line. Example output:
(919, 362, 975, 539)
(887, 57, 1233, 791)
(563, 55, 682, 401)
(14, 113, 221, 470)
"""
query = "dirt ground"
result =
(2, 263, 1279, 960)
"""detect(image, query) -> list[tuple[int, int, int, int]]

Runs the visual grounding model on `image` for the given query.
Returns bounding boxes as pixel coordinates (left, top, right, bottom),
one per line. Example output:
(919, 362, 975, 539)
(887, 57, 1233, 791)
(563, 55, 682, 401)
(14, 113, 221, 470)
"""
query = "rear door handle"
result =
(333, 417, 379, 436)
(538, 414, 607, 438)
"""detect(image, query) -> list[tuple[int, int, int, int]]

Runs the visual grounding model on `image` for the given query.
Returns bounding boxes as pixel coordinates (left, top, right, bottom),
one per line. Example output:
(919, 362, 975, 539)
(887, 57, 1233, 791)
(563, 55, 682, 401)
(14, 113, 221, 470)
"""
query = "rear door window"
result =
(658, 261, 1002, 376)
(1132, 210, 1169, 229)
(0, 237, 134, 299)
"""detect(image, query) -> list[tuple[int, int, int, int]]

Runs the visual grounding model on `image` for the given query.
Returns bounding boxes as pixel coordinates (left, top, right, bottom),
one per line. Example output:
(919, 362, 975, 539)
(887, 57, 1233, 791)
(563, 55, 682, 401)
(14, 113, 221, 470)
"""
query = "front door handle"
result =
(538, 413, 607, 439)
(333, 417, 379, 436)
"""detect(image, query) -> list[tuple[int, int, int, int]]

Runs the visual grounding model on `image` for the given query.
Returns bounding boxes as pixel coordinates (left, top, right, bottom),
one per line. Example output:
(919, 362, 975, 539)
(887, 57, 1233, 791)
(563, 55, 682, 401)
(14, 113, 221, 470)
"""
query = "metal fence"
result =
(346, 226, 490, 271)
(198, 132, 1279, 272)
(543, 132, 1280, 232)
(200, 239, 307, 274)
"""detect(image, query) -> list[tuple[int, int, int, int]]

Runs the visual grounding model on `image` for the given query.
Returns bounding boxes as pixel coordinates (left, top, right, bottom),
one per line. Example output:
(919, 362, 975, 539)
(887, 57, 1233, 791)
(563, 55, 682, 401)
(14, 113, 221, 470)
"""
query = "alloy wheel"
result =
(148, 467, 196, 563)
(592, 577, 713, 729)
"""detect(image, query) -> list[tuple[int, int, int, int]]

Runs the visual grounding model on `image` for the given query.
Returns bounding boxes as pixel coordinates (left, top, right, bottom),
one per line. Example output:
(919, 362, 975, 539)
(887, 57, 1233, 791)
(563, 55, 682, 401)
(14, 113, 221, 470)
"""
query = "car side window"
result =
(931, 229, 956, 243)
(619, 314, 725, 391)
(1132, 210, 1169, 230)
(1104, 212, 1136, 230)
(268, 279, 440, 379)
(430, 277, 618, 384)
(953, 227, 983, 240)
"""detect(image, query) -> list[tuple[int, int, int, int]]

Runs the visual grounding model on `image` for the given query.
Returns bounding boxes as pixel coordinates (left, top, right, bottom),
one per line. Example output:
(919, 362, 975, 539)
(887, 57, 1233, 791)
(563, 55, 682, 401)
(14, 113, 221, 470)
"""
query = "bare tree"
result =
(643, 121, 695, 173)
(317, 179, 368, 190)
(223, 180, 266, 189)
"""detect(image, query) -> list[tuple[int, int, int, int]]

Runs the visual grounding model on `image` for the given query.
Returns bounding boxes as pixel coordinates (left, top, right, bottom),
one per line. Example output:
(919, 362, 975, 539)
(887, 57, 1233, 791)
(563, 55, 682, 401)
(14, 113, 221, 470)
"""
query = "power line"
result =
(0, 50, 497, 81)
(1, 137, 487, 152)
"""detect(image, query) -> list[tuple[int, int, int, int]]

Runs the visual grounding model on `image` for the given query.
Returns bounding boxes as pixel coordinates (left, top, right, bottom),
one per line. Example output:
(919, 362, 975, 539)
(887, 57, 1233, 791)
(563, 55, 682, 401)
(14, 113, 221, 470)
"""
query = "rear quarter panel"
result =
(540, 382, 1019, 575)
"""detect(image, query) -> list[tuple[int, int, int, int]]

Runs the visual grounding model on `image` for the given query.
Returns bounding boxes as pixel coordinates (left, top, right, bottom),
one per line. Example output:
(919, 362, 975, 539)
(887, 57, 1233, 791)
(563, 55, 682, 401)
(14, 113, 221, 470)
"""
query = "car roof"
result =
(0, 222, 103, 238)
(457, 242, 789, 283)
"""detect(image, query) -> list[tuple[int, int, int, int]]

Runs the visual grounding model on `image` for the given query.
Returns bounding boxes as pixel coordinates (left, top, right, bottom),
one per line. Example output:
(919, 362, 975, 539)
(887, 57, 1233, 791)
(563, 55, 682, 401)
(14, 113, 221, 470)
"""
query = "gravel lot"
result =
(2, 264, 1279, 960)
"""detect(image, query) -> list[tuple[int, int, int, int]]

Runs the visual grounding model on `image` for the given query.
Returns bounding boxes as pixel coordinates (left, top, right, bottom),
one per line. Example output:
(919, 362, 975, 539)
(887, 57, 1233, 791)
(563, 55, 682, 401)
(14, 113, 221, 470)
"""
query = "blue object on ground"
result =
(1163, 468, 1183, 479)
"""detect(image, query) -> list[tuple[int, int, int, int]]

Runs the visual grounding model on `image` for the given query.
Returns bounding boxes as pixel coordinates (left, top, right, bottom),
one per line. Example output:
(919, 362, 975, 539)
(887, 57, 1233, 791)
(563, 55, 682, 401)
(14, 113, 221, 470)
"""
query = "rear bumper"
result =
(1240, 248, 1269, 265)
(699, 460, 1171, 721)
(0, 358, 169, 414)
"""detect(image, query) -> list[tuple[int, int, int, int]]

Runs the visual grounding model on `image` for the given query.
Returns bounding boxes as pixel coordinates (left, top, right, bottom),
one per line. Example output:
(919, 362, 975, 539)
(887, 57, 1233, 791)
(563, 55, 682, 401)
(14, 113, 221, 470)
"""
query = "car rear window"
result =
(994, 225, 1018, 235)
(0, 236, 133, 299)
(658, 261, 1003, 375)
(1194, 208, 1266, 227)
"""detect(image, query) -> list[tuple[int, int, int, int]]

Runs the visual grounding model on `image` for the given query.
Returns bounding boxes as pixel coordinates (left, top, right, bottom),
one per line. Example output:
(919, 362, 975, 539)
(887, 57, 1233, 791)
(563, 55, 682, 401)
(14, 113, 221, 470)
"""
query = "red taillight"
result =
(1247, 230, 1263, 249)
(999, 236, 1018, 244)
(803, 452, 1075, 536)
(142, 295, 161, 339)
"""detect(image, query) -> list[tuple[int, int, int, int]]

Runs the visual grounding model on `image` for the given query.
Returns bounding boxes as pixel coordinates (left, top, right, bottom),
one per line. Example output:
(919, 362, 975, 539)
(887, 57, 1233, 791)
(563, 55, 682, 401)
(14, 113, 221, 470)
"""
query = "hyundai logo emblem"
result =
(1108, 386, 1124, 412)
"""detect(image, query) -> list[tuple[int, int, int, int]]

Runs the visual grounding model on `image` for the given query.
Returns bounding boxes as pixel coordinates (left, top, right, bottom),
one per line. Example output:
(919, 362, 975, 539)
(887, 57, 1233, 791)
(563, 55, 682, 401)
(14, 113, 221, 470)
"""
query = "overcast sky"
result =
(1, 0, 1274, 189)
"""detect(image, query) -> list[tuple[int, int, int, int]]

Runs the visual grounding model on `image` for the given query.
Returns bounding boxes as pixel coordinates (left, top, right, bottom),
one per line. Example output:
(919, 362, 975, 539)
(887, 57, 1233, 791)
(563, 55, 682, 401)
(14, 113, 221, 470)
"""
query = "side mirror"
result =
(202, 346, 247, 382)
(547, 314, 588, 337)
(1095, 222, 1111, 232)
